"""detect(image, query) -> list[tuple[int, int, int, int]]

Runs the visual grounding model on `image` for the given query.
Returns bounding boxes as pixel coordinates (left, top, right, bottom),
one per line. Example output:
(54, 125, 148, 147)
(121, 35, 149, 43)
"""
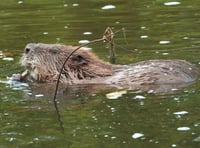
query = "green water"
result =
(0, 0, 200, 147)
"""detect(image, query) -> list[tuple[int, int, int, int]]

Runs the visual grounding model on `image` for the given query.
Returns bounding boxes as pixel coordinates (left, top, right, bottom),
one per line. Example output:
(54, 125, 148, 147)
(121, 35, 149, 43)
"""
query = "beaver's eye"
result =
(25, 48, 31, 54)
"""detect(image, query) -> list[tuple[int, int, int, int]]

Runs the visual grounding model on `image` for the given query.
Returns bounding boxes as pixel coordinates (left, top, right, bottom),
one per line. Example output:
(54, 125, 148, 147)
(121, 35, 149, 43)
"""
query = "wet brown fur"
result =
(20, 43, 120, 84)
(20, 43, 200, 90)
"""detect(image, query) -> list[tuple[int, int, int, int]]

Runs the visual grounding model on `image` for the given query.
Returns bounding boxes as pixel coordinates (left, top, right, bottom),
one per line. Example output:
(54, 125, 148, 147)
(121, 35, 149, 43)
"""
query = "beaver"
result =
(12, 43, 200, 92)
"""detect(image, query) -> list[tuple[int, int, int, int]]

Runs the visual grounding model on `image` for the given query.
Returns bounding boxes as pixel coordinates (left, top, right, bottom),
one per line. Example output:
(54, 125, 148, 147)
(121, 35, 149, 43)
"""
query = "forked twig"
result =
(103, 27, 116, 63)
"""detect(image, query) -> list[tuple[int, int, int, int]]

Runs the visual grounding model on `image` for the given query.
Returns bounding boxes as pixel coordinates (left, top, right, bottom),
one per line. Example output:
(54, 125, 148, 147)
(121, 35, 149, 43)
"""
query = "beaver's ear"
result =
(72, 55, 88, 65)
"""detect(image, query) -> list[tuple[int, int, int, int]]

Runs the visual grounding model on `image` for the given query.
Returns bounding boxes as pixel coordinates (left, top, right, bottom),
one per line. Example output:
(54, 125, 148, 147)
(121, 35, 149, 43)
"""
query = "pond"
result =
(0, 0, 200, 147)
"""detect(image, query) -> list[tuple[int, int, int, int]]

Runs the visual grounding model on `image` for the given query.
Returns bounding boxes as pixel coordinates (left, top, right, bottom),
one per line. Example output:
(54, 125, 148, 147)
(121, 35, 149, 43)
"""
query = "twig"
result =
(52, 27, 128, 134)
(103, 27, 116, 63)
(53, 99, 65, 133)
(122, 28, 128, 45)
(53, 27, 125, 101)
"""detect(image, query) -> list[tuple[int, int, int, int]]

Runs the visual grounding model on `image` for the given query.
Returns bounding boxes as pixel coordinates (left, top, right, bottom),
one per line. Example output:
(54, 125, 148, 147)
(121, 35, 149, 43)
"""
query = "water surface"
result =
(0, 0, 200, 147)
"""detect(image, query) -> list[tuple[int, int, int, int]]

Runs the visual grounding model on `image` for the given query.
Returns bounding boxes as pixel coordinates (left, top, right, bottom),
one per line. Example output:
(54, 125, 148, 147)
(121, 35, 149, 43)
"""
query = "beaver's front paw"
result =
(10, 73, 22, 81)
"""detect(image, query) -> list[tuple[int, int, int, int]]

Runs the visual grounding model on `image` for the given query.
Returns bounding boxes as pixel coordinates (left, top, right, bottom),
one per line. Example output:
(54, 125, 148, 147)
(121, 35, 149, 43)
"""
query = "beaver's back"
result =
(106, 60, 200, 86)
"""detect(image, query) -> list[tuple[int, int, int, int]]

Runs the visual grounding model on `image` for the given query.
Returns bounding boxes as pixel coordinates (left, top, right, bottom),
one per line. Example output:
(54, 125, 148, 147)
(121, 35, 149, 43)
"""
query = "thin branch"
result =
(103, 27, 116, 63)
(53, 27, 126, 101)
(52, 27, 128, 134)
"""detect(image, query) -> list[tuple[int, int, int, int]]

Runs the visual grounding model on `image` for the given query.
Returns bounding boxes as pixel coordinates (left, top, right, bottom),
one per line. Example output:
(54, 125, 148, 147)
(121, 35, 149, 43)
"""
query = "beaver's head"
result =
(20, 43, 114, 83)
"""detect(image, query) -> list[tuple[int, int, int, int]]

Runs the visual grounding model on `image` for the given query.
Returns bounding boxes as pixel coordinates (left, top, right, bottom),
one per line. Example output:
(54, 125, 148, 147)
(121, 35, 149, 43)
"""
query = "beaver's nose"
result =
(25, 47, 31, 54)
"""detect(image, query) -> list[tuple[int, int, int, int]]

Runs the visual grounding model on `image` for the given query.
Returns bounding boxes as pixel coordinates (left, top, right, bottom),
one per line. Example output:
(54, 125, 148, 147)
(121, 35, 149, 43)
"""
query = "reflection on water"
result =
(0, 0, 200, 147)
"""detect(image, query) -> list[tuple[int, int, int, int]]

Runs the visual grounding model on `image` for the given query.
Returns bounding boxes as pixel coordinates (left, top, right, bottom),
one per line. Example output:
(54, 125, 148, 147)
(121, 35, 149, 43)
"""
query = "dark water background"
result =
(0, 0, 200, 147)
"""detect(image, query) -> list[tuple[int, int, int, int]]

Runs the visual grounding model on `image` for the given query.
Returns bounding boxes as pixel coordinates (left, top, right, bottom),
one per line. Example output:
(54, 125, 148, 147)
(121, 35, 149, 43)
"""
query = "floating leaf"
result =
(106, 90, 127, 99)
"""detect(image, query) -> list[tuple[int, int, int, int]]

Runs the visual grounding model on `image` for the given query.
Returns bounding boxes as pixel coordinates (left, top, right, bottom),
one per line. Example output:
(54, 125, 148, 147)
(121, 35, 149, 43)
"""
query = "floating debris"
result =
(171, 88, 178, 91)
(78, 40, 90, 44)
(162, 53, 169, 55)
(177, 127, 190, 131)
(72, 3, 79, 7)
(140, 35, 148, 39)
(101, 5, 116, 10)
(64, 26, 68, 29)
(3, 57, 14, 61)
(83, 32, 92, 35)
(173, 111, 188, 115)
(35, 94, 44, 98)
(141, 26, 146, 29)
(159, 40, 171, 44)
(133, 95, 146, 100)
(43, 32, 48, 35)
(18, 1, 23, 4)
(106, 90, 127, 99)
(132, 133, 144, 139)
(171, 144, 177, 147)
(111, 136, 117, 139)
(164, 2, 181, 6)
(183, 36, 189, 40)
(63, 4, 68, 7)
